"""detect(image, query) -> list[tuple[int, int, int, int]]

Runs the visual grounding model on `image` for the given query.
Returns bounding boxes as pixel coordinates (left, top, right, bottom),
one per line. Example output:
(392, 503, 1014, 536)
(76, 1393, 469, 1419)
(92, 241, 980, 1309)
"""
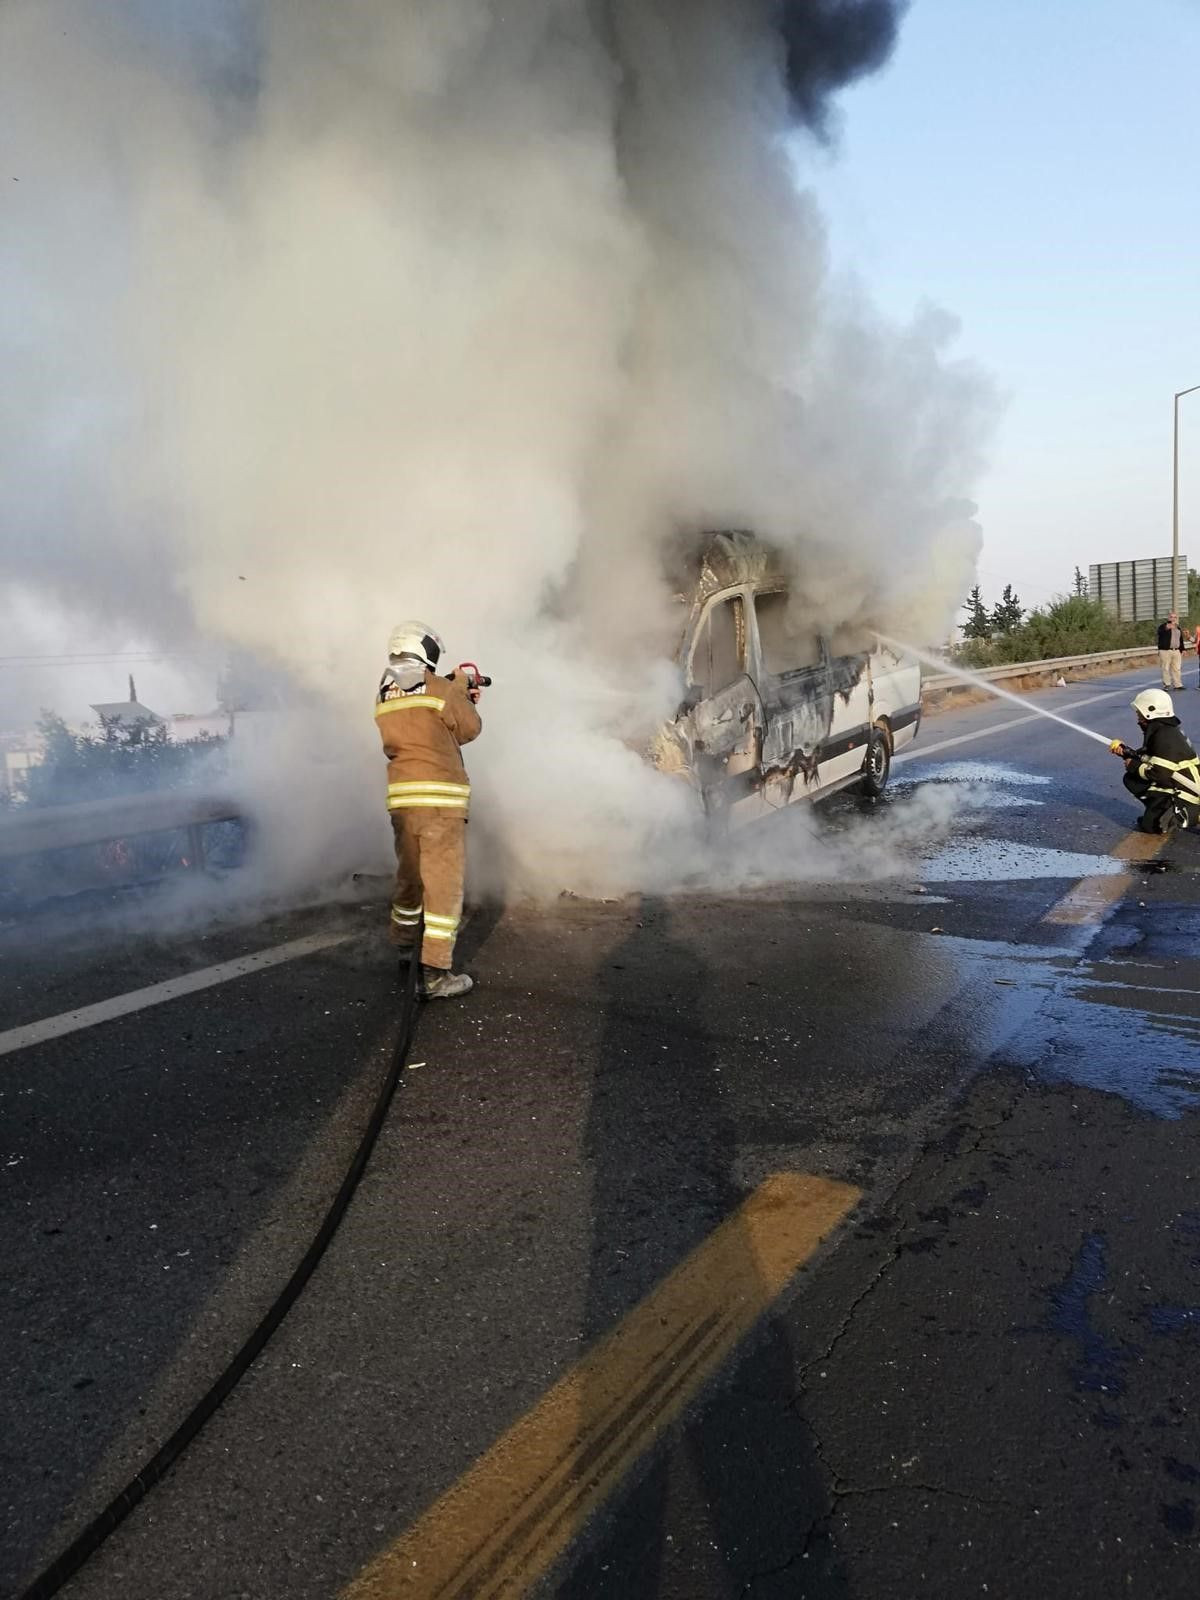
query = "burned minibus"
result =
(650, 533, 922, 824)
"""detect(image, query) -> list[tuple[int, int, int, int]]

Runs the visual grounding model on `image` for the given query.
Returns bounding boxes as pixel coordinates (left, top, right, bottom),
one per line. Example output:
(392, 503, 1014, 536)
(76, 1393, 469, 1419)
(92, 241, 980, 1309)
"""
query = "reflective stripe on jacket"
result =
(375, 669, 482, 815)
(1132, 717, 1200, 799)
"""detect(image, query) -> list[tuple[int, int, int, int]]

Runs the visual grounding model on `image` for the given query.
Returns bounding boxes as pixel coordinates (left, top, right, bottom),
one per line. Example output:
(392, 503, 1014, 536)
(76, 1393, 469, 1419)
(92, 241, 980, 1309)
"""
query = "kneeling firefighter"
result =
(376, 622, 484, 999)
(1110, 688, 1200, 834)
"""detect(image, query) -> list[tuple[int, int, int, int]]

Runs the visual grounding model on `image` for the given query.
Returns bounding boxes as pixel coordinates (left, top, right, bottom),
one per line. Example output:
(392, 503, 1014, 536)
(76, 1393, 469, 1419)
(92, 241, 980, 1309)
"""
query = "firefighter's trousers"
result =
(1123, 770, 1199, 833)
(389, 811, 465, 969)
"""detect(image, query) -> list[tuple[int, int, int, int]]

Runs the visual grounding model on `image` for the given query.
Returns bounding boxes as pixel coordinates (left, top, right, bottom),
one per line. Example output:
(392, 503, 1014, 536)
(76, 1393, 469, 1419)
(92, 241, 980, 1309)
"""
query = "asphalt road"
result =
(5, 665, 1200, 1599)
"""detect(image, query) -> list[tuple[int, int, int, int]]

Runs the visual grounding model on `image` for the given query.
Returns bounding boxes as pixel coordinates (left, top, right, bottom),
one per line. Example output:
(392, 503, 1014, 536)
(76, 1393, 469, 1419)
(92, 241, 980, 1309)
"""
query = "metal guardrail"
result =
(0, 791, 243, 864)
(922, 645, 1159, 695)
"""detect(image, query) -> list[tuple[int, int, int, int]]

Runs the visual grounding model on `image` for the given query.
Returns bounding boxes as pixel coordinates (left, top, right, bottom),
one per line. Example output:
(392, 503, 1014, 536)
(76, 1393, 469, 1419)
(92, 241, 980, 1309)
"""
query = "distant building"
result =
(170, 712, 234, 741)
(89, 674, 164, 734)
(1, 734, 42, 798)
(88, 700, 164, 731)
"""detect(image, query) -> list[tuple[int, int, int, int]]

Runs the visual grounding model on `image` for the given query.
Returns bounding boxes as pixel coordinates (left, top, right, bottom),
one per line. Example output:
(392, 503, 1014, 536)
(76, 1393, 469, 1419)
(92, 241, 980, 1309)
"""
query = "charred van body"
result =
(652, 533, 922, 825)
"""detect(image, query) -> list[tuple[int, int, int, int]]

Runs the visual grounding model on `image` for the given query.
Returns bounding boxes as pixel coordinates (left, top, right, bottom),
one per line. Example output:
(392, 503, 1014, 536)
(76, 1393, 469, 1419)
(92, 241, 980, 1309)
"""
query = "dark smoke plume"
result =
(604, 1, 902, 136)
(773, 0, 902, 129)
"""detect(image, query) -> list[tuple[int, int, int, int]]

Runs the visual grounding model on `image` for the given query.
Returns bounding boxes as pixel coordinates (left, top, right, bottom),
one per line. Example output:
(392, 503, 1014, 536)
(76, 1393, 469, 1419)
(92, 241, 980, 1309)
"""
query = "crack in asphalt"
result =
(795, 1082, 1024, 1388)
(740, 1410, 1036, 1592)
(743, 1082, 1035, 1598)
(739, 1467, 1038, 1599)
(799, 1240, 901, 1379)
(739, 1507, 832, 1597)
(830, 1479, 1029, 1510)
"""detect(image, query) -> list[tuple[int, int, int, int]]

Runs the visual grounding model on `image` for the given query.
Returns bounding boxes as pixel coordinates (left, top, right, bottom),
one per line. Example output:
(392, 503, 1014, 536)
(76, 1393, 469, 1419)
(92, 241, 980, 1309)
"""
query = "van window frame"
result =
(752, 587, 825, 678)
(688, 590, 748, 698)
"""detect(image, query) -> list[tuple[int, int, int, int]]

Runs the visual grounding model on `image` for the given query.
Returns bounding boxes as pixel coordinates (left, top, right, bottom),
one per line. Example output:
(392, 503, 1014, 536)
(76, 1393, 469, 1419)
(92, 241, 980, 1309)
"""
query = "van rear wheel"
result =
(859, 727, 891, 798)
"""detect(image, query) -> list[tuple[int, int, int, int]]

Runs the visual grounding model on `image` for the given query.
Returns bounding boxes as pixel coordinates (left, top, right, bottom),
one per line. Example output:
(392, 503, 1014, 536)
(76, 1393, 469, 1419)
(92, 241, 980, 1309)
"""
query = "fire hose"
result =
(18, 945, 422, 1600)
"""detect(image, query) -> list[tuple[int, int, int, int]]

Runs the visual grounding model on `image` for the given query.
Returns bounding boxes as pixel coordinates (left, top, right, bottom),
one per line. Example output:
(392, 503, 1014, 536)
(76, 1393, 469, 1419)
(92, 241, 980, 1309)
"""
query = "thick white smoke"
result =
(0, 0, 995, 900)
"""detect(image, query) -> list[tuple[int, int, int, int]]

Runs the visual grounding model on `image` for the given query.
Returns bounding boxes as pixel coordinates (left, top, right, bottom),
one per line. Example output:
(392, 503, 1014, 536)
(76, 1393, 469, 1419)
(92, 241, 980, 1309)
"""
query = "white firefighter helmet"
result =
(387, 621, 445, 672)
(1132, 688, 1174, 721)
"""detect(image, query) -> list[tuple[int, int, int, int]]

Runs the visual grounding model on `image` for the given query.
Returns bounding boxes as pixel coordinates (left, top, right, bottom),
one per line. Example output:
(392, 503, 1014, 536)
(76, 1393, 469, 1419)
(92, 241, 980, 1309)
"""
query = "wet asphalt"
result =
(4, 665, 1200, 1599)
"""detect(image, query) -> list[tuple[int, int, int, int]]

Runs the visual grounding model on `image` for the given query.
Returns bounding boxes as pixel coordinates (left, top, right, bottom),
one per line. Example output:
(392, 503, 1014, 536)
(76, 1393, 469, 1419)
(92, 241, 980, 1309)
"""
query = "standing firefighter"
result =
(1110, 689, 1200, 834)
(376, 622, 483, 999)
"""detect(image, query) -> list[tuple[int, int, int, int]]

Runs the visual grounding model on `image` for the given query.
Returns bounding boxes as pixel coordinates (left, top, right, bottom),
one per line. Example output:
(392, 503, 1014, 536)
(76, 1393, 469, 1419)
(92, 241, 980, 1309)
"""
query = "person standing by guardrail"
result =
(375, 621, 483, 1000)
(1157, 611, 1185, 690)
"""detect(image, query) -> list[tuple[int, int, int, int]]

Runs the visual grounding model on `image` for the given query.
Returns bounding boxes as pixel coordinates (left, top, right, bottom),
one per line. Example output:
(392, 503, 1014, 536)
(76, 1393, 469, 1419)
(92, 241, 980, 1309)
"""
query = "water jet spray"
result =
(878, 636, 1117, 749)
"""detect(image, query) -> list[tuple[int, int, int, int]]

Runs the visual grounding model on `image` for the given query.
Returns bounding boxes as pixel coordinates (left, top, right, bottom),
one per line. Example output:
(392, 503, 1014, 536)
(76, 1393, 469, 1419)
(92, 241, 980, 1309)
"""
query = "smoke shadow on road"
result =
(456, 893, 507, 972)
(558, 895, 845, 1598)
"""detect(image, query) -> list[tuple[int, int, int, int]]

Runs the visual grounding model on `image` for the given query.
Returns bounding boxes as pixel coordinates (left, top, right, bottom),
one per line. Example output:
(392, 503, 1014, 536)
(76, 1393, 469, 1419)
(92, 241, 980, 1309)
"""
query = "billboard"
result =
(1088, 555, 1188, 622)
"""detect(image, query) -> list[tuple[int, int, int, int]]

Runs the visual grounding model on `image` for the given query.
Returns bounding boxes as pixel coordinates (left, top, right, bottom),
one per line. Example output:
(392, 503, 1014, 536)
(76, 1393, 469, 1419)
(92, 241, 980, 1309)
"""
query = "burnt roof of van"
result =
(685, 531, 788, 605)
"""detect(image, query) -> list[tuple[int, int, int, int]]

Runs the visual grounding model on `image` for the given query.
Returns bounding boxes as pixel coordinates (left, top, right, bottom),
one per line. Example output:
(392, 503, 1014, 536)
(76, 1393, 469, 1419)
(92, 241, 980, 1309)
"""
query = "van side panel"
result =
(817, 647, 874, 787)
(868, 647, 922, 750)
(747, 593, 835, 809)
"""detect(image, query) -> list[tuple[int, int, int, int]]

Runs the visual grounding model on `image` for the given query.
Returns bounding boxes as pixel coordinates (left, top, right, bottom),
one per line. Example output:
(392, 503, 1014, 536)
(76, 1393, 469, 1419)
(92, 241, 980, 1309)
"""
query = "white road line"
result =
(0, 929, 355, 1060)
(895, 686, 1135, 765)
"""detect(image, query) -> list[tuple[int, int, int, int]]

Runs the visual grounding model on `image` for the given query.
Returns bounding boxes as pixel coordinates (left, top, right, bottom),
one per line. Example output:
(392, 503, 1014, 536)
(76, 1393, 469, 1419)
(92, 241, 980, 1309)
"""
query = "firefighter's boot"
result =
(422, 966, 474, 1000)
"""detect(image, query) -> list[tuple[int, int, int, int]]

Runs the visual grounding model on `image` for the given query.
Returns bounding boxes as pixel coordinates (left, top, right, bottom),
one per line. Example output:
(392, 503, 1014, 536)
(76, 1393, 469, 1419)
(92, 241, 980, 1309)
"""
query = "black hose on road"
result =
(19, 949, 422, 1600)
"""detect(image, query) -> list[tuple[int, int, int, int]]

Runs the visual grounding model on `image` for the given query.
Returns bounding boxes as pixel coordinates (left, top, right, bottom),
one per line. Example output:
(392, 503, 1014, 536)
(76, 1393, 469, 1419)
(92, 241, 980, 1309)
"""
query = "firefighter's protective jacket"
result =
(375, 669, 482, 815)
(1129, 716, 1200, 801)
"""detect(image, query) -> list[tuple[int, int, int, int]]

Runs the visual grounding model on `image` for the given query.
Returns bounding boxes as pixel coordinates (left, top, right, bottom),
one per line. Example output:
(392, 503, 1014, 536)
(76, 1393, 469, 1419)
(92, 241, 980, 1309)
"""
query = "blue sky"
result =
(808, 0, 1200, 614)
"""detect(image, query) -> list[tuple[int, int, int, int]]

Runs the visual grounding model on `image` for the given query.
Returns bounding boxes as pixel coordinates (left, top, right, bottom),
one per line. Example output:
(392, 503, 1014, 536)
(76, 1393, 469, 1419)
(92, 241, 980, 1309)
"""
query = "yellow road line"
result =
(342, 1172, 859, 1600)
(1041, 829, 1166, 926)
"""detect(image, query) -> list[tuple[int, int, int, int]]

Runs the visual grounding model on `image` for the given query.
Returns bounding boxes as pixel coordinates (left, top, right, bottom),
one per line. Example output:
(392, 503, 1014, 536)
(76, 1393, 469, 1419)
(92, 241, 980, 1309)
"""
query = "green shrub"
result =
(952, 595, 1159, 668)
(21, 714, 228, 809)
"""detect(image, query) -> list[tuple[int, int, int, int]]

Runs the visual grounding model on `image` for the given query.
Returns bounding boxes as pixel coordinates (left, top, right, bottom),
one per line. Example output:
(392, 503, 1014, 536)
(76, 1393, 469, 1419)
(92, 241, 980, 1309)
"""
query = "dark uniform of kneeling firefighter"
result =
(1110, 689, 1200, 834)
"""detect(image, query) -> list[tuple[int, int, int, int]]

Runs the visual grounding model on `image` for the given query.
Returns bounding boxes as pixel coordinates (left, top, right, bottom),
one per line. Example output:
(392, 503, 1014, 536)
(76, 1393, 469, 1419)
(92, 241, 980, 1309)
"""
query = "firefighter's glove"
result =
(453, 663, 489, 705)
(458, 668, 481, 705)
(1109, 740, 1135, 759)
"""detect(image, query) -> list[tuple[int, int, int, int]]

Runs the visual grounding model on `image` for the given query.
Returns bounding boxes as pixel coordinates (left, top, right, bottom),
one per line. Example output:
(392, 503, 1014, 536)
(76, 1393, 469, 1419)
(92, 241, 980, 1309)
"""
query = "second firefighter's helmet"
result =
(1132, 688, 1174, 721)
(387, 621, 445, 672)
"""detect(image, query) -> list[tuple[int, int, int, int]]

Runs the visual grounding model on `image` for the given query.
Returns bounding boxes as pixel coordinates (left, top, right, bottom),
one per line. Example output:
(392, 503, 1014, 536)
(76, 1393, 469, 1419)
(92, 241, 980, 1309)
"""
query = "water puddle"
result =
(920, 840, 1124, 884)
(1037, 1232, 1135, 1394)
(890, 761, 1063, 828)
(1148, 1305, 1200, 1333)
(906, 761, 1053, 788)
(892, 763, 1052, 812)
(889, 824, 1200, 1117)
(1092, 903, 1200, 962)
(952, 790, 1045, 811)
(996, 966, 1200, 1119)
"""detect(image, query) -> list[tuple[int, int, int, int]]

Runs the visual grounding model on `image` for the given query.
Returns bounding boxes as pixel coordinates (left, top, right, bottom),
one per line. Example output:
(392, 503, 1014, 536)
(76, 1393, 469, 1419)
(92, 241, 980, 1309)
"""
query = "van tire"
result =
(859, 726, 891, 798)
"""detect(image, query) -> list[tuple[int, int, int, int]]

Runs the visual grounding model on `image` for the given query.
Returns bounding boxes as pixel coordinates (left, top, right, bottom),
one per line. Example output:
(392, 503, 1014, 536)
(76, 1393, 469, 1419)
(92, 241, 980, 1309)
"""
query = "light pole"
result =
(1174, 385, 1200, 592)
